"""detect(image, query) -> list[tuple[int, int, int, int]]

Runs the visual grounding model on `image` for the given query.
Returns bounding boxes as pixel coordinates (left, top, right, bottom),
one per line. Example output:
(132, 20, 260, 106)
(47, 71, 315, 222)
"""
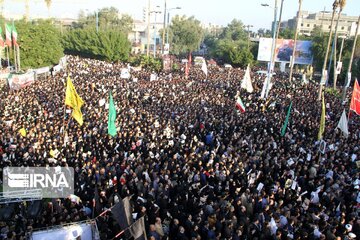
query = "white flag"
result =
(201, 59, 208, 77)
(336, 109, 349, 138)
(302, 74, 309, 85)
(241, 64, 253, 93)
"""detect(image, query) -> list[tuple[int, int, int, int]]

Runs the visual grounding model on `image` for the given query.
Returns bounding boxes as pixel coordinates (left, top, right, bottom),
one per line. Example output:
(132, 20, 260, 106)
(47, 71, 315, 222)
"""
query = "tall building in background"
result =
(280, 11, 359, 37)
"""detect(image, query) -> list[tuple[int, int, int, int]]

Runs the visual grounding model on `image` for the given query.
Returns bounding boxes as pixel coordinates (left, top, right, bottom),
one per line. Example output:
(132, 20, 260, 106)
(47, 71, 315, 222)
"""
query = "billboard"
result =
(257, 38, 313, 65)
(8, 71, 35, 90)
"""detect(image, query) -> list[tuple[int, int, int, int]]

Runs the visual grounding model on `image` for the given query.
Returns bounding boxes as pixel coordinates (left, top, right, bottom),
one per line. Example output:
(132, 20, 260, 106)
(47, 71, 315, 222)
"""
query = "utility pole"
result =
(333, 36, 346, 89)
(162, 0, 167, 54)
(245, 25, 253, 49)
(342, 16, 360, 102)
(289, 0, 303, 82)
(146, 0, 151, 57)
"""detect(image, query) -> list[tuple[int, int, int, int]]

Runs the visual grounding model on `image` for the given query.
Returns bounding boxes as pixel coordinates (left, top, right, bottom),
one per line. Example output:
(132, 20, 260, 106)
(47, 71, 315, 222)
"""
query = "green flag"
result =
(108, 91, 117, 137)
(281, 101, 292, 137)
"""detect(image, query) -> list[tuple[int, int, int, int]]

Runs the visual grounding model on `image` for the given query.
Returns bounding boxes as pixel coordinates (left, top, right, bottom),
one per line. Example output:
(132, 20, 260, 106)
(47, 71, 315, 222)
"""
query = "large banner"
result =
(31, 221, 99, 240)
(257, 38, 313, 65)
(8, 72, 35, 90)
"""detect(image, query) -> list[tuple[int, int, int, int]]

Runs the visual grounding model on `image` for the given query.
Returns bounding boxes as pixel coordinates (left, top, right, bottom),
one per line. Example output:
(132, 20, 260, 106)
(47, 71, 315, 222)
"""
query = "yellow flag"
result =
(19, 128, 27, 137)
(50, 149, 55, 157)
(318, 93, 325, 140)
(65, 76, 84, 125)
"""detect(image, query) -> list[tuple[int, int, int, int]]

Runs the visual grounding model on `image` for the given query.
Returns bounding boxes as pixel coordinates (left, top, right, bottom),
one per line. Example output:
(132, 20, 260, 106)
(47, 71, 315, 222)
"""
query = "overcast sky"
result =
(3, 0, 360, 30)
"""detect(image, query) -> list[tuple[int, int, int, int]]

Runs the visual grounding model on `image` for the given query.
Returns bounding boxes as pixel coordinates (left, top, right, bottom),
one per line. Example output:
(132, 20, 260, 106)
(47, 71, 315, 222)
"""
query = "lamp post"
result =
(289, 0, 303, 82)
(147, 0, 151, 56)
(245, 25, 253, 49)
(150, 7, 161, 58)
(96, 11, 99, 33)
(333, 35, 346, 89)
(166, 7, 181, 47)
(162, 0, 167, 54)
(260, 0, 279, 99)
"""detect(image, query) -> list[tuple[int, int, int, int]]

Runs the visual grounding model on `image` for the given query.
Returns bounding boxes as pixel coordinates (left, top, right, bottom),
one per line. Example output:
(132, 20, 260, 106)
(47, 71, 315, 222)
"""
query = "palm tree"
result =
(318, 0, 339, 100)
(45, 0, 52, 17)
(333, 0, 346, 89)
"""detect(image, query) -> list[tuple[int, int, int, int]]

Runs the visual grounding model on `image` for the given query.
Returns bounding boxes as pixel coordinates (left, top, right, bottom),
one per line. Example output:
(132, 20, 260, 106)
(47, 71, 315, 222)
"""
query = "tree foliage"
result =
(15, 19, 64, 69)
(62, 27, 131, 62)
(205, 19, 253, 67)
(76, 7, 133, 34)
(167, 15, 204, 54)
(129, 55, 162, 72)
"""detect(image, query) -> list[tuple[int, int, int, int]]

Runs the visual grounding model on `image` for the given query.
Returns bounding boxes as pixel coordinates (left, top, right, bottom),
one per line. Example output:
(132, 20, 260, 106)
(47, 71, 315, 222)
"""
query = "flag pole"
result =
(17, 45, 20, 71)
(13, 42, 17, 73)
(6, 46, 9, 68)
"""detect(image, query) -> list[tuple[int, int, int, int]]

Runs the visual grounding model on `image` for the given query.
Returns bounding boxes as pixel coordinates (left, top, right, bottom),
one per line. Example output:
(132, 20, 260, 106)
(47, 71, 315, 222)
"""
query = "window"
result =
(307, 24, 310, 27)
(341, 26, 345, 30)
(301, 23, 303, 27)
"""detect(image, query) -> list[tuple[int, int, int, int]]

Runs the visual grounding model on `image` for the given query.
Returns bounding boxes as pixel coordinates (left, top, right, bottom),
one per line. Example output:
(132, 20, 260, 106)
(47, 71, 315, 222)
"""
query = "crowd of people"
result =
(0, 55, 359, 240)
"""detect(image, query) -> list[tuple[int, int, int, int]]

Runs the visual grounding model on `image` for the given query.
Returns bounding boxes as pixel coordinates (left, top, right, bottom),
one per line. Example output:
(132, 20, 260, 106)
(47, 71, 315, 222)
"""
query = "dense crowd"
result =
(0, 55, 359, 240)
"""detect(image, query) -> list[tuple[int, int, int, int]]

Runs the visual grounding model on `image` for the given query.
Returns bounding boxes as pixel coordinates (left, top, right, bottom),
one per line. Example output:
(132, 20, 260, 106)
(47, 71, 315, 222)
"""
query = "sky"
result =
(3, 0, 360, 30)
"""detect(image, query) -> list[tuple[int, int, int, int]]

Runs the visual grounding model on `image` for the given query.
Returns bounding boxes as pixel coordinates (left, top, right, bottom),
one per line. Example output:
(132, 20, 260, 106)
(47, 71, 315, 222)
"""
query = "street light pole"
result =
(166, 12, 170, 45)
(261, 0, 279, 99)
(334, 35, 346, 87)
(147, 0, 151, 56)
(289, 0, 303, 82)
(165, 7, 181, 50)
(154, 12, 158, 58)
(96, 10, 99, 33)
(245, 25, 253, 49)
(162, 0, 167, 54)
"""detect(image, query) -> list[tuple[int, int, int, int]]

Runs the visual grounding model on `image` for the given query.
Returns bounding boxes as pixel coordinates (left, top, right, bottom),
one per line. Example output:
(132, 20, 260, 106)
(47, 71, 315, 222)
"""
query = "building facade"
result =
(281, 11, 359, 37)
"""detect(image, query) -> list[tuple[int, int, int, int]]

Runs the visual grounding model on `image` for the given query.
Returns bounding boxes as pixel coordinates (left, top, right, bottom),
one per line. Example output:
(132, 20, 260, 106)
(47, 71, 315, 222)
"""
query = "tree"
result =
(62, 27, 131, 62)
(257, 28, 272, 38)
(220, 19, 247, 41)
(76, 7, 133, 34)
(15, 19, 63, 69)
(205, 19, 253, 67)
(167, 15, 204, 54)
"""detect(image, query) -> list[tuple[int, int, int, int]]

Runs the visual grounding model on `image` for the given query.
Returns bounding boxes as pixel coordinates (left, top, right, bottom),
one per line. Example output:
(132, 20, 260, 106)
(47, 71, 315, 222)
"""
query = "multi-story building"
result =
(128, 19, 164, 55)
(280, 11, 359, 37)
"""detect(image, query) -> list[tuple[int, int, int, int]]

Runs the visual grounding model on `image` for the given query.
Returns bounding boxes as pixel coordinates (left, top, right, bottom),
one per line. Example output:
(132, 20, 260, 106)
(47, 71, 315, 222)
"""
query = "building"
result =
(128, 19, 164, 55)
(280, 11, 359, 37)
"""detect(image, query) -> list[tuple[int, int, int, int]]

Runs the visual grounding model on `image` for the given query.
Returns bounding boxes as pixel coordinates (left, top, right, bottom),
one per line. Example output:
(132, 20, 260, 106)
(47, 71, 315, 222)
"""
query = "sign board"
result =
(120, 68, 131, 79)
(336, 61, 342, 74)
(59, 56, 67, 68)
(0, 68, 10, 80)
(52, 65, 63, 76)
(150, 73, 158, 81)
(8, 72, 35, 90)
(257, 38, 313, 65)
(35, 66, 50, 75)
(164, 43, 170, 55)
(163, 55, 171, 71)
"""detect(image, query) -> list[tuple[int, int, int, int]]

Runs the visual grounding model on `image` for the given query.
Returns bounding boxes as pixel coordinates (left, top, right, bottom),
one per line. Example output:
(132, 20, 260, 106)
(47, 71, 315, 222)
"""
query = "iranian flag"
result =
(235, 96, 246, 113)
(12, 24, 18, 46)
(5, 24, 11, 47)
(0, 27, 4, 47)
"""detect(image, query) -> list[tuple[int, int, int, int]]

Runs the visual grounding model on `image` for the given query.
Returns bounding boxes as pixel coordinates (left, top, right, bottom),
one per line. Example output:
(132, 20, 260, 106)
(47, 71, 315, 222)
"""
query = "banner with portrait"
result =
(257, 38, 313, 65)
